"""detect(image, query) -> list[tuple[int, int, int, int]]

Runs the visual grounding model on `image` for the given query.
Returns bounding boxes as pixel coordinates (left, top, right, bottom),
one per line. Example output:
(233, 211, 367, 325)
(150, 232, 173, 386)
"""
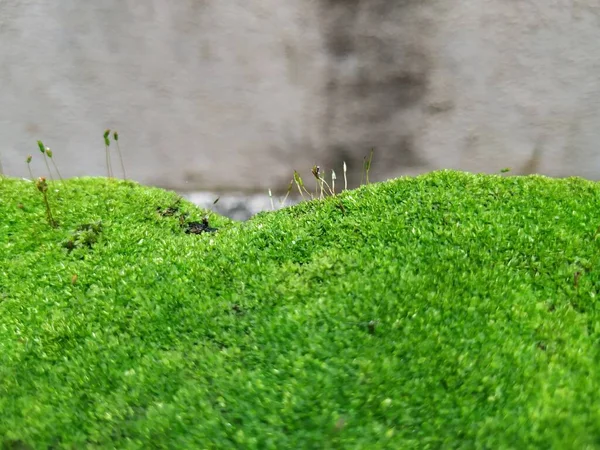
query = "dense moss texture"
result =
(1, 171, 600, 448)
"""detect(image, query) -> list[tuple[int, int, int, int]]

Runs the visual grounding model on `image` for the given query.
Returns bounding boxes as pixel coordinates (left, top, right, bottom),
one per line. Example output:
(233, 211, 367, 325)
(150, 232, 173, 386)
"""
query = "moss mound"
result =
(1, 171, 599, 448)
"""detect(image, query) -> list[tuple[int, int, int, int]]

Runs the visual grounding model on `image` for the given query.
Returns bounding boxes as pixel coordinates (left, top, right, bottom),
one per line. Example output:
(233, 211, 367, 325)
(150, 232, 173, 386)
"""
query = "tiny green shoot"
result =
(26, 155, 33, 180)
(35, 176, 58, 228)
(364, 148, 374, 185)
(104, 129, 112, 178)
(45, 147, 64, 183)
(311, 165, 335, 198)
(113, 131, 127, 180)
(293, 170, 312, 200)
(311, 165, 324, 199)
(37, 140, 54, 181)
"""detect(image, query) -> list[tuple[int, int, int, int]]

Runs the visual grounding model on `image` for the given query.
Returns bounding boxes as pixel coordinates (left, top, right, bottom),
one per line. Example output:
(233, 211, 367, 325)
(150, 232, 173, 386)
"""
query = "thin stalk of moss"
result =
(294, 179, 306, 200)
(45, 148, 64, 183)
(113, 131, 127, 180)
(36, 176, 58, 228)
(343, 161, 347, 191)
(293, 170, 312, 200)
(268, 189, 275, 210)
(312, 171, 335, 197)
(26, 155, 33, 180)
(312, 165, 333, 199)
(364, 148, 374, 185)
(361, 158, 365, 186)
(37, 140, 54, 182)
(321, 176, 335, 197)
(280, 179, 293, 207)
(331, 170, 336, 195)
(104, 129, 113, 178)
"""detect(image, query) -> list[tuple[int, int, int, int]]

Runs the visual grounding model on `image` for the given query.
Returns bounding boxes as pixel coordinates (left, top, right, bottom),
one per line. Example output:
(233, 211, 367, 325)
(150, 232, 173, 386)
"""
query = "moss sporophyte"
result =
(104, 129, 112, 178)
(45, 147, 64, 182)
(37, 140, 54, 182)
(35, 176, 58, 228)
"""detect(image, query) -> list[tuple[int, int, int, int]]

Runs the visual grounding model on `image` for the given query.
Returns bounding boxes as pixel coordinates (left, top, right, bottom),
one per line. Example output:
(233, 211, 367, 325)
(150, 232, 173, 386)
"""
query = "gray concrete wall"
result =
(2, 0, 600, 193)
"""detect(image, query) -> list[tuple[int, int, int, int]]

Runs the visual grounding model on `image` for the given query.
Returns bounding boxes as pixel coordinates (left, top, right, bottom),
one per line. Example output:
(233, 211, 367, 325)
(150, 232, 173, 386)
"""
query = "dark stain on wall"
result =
(319, 0, 431, 183)
(321, 0, 361, 59)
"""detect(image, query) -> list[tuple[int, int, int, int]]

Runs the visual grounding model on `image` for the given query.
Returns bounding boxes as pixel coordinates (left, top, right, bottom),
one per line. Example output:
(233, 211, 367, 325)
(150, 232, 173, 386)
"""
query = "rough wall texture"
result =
(1, 0, 600, 192)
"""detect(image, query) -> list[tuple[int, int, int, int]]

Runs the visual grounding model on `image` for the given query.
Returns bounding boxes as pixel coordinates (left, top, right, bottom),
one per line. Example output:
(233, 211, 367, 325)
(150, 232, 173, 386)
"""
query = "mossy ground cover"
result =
(1, 170, 600, 448)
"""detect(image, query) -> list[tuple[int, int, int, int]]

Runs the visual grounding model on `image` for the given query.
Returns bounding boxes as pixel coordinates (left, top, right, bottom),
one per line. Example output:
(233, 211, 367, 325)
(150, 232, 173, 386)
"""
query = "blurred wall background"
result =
(2, 0, 600, 193)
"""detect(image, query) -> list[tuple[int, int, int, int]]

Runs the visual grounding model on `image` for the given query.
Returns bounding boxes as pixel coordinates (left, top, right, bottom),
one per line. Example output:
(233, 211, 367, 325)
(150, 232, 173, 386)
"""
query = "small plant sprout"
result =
(268, 189, 275, 210)
(293, 171, 305, 200)
(311, 164, 335, 199)
(311, 165, 324, 199)
(36, 176, 58, 228)
(37, 140, 54, 181)
(26, 155, 34, 180)
(104, 129, 112, 178)
(364, 148, 374, 185)
(45, 148, 64, 182)
(343, 161, 348, 191)
(113, 131, 127, 180)
(293, 170, 312, 200)
(331, 170, 336, 194)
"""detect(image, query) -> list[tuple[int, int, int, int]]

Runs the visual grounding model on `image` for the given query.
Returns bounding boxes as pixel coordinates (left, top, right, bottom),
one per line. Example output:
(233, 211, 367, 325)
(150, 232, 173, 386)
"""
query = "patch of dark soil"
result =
(184, 216, 218, 235)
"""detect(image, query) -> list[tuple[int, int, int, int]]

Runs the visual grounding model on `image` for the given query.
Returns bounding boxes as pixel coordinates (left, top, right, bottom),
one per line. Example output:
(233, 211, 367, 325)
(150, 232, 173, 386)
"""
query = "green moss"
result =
(1, 170, 600, 448)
